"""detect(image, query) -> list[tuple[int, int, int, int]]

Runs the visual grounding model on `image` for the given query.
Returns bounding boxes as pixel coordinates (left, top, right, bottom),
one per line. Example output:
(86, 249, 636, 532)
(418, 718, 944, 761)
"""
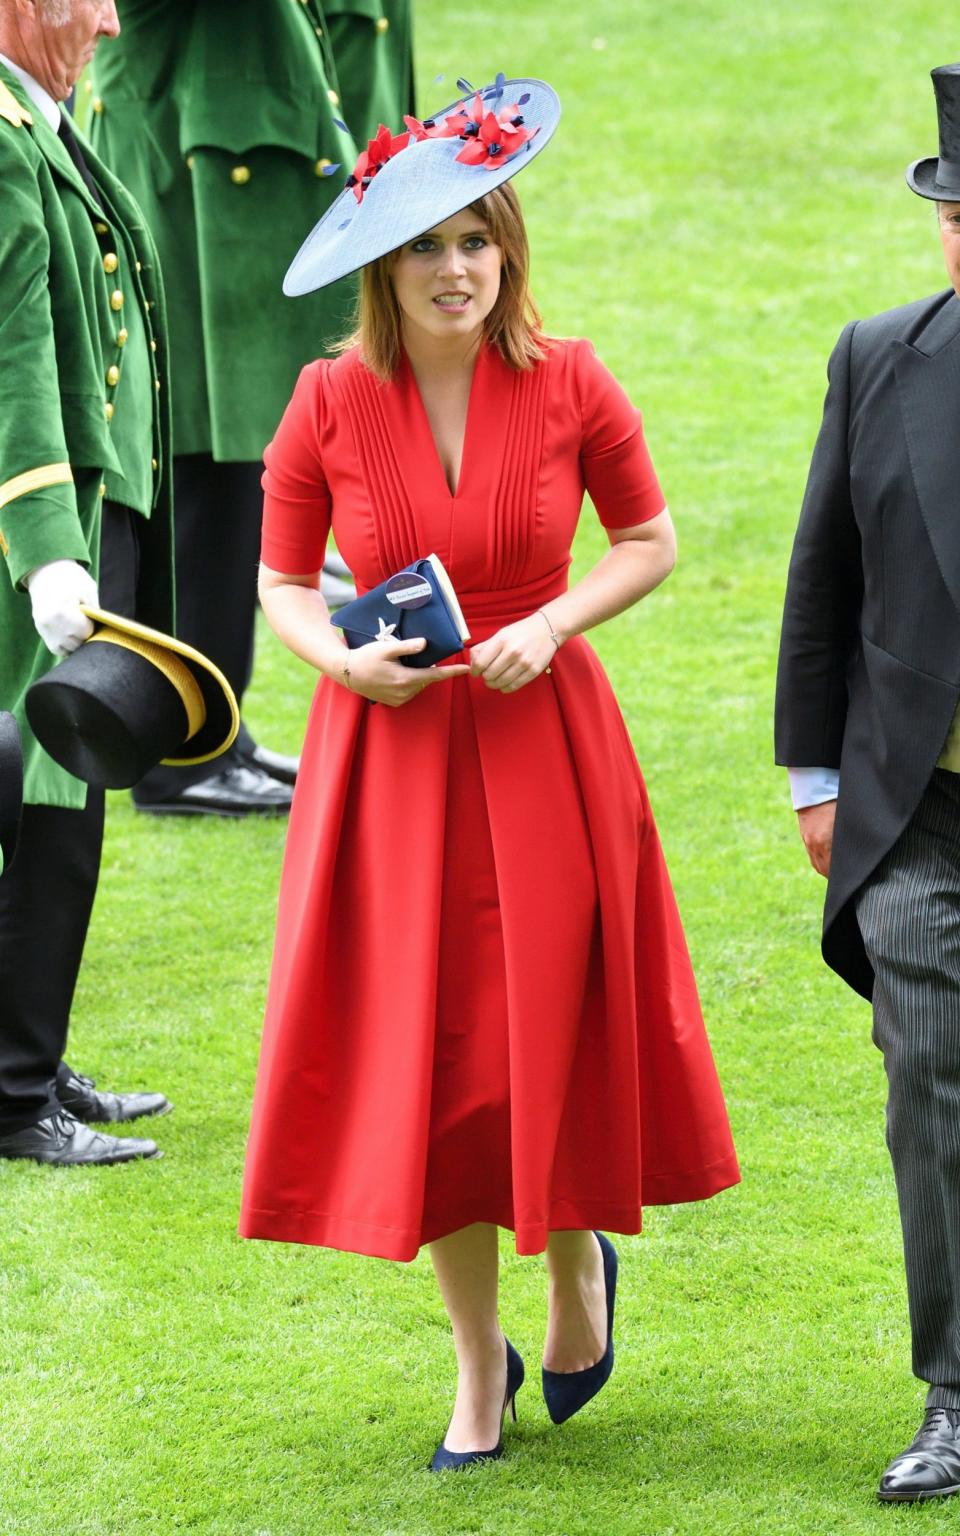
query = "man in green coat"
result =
(0, 0, 175, 1165)
(89, 0, 413, 815)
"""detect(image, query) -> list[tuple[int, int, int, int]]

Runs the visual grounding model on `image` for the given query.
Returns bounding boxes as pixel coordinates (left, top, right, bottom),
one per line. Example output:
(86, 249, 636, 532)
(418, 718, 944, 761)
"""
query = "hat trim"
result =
(87, 629, 207, 742)
(80, 605, 240, 764)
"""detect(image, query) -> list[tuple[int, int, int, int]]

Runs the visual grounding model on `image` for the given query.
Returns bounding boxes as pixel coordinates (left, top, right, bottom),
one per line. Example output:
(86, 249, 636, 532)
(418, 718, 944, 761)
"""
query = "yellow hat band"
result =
(87, 629, 207, 743)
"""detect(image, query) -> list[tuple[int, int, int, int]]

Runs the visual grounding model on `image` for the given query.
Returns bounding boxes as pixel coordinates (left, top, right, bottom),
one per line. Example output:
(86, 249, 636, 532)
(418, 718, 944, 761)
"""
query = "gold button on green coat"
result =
(230, 165, 251, 185)
(106, 364, 120, 386)
(102, 251, 118, 273)
(110, 288, 123, 311)
(117, 326, 128, 345)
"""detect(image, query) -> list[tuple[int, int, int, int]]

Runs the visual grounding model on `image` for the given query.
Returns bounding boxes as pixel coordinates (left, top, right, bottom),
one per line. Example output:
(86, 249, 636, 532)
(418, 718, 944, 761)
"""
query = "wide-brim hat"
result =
(0, 711, 23, 878)
(907, 63, 960, 200)
(25, 607, 239, 791)
(284, 74, 560, 295)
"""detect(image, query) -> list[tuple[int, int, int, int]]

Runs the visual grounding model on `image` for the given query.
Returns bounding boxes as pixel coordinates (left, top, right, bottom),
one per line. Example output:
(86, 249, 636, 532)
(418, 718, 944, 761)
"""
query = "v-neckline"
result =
(402, 343, 487, 501)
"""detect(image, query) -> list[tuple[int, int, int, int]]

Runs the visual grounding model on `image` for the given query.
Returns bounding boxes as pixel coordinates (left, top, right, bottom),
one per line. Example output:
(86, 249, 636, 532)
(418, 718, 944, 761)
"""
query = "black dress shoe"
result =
(0, 1110, 160, 1165)
(878, 1407, 960, 1501)
(134, 763, 293, 817)
(56, 1068, 171, 1125)
(239, 742, 300, 786)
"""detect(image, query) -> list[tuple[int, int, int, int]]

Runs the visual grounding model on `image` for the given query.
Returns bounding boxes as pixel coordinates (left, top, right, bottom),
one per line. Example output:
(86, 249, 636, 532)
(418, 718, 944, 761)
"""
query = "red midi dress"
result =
(239, 337, 739, 1261)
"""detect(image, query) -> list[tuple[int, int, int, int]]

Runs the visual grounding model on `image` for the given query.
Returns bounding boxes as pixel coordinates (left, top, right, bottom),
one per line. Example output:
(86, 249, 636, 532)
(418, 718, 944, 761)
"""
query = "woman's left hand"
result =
(469, 613, 559, 693)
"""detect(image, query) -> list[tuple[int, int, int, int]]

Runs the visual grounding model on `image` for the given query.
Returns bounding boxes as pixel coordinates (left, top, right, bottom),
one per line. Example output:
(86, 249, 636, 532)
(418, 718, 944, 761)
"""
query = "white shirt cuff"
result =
(787, 766, 840, 810)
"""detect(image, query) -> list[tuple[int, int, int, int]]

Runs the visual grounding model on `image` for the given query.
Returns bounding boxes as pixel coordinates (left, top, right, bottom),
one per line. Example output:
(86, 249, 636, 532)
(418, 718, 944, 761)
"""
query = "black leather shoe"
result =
(0, 1110, 160, 1165)
(56, 1068, 171, 1125)
(878, 1407, 960, 1501)
(134, 763, 293, 817)
(239, 742, 300, 786)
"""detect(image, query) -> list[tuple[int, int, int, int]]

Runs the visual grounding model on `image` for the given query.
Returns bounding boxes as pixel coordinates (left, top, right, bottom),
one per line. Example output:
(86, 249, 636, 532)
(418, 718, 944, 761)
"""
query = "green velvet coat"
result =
(326, 0, 414, 145)
(0, 67, 173, 810)
(90, 1, 412, 464)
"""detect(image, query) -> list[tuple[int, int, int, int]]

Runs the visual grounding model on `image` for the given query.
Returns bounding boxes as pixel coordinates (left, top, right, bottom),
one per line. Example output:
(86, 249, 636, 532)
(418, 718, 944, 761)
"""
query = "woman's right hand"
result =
(338, 637, 470, 707)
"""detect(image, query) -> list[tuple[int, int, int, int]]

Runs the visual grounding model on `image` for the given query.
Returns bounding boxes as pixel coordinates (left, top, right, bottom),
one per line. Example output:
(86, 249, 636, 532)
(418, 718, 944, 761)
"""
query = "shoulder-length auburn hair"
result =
(335, 180, 546, 380)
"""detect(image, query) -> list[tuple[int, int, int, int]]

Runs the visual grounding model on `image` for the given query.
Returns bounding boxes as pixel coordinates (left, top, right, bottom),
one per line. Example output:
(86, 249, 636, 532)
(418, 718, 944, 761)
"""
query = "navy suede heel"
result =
(430, 1338, 525, 1471)
(541, 1231, 618, 1425)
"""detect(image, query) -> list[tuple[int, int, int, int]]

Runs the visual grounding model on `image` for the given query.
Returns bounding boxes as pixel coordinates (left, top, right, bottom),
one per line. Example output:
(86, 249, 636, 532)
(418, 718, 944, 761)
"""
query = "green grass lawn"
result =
(5, 3, 960, 1532)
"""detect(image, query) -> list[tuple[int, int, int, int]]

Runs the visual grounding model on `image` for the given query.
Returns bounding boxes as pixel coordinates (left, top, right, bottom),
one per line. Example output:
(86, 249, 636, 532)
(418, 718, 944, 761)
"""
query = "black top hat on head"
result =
(0, 711, 23, 879)
(907, 64, 960, 200)
(25, 607, 239, 791)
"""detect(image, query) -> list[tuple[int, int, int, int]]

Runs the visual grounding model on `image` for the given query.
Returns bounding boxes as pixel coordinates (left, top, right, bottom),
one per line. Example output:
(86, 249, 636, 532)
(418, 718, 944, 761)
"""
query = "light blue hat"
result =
(283, 75, 561, 296)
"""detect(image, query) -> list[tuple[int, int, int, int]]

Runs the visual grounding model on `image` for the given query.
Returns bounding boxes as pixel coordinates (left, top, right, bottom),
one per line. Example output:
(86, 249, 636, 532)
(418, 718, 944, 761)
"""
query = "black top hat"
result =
(907, 64, 960, 200)
(25, 607, 239, 791)
(0, 711, 23, 878)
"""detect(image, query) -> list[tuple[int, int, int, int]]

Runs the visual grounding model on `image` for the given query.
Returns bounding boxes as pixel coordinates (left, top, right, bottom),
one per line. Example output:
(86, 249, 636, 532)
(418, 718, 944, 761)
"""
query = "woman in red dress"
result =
(240, 77, 739, 1469)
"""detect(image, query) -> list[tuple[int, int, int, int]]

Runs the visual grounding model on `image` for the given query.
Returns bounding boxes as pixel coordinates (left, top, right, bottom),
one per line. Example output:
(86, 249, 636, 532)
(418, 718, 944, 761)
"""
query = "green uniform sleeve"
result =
(0, 130, 90, 590)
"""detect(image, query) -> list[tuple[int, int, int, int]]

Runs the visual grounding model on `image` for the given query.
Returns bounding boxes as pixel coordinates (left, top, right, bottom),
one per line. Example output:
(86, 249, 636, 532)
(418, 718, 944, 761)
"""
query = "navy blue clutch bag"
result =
(331, 554, 471, 669)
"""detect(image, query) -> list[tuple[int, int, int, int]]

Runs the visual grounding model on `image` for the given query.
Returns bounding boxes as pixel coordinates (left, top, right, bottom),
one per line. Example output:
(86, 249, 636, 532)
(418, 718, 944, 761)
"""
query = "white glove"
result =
(24, 559, 99, 657)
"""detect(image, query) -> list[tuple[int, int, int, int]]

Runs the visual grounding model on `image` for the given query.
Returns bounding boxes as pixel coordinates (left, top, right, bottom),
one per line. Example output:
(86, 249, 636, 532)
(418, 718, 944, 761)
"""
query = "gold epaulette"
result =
(0, 81, 33, 129)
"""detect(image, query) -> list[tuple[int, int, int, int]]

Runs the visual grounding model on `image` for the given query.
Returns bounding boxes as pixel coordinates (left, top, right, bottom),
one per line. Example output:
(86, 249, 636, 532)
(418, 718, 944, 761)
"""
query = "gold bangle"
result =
(342, 656, 353, 690)
(536, 608, 561, 652)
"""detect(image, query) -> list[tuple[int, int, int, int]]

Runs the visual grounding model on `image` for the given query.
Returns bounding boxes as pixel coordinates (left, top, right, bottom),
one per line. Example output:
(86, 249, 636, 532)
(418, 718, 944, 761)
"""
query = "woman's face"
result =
(390, 210, 503, 347)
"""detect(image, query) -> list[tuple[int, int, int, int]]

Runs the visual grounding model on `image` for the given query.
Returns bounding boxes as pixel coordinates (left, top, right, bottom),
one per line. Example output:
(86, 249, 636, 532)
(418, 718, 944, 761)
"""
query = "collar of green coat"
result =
(0, 62, 105, 224)
(0, 63, 33, 126)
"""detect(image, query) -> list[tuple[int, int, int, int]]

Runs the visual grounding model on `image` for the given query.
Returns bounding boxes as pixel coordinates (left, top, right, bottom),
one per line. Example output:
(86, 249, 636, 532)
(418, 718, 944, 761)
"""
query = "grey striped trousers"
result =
(857, 769, 960, 1408)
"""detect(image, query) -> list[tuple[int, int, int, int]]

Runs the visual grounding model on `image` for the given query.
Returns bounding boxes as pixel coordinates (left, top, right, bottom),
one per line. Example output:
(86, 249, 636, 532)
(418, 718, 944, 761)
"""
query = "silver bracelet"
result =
(536, 608, 561, 652)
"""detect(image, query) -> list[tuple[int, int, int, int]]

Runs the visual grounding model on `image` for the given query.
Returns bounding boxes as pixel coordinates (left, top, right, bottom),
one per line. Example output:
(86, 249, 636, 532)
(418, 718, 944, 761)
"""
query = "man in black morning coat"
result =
(776, 63, 960, 1504)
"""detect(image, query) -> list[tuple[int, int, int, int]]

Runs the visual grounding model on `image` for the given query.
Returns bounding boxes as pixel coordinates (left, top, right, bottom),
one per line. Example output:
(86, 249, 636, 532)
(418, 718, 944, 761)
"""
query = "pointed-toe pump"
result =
(542, 1231, 618, 1425)
(430, 1338, 525, 1471)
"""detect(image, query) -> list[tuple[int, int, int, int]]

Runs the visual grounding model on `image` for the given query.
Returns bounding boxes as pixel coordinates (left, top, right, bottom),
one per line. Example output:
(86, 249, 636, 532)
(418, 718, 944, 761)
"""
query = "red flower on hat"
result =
(345, 85, 537, 202)
(403, 109, 467, 141)
(454, 101, 534, 168)
(346, 122, 416, 203)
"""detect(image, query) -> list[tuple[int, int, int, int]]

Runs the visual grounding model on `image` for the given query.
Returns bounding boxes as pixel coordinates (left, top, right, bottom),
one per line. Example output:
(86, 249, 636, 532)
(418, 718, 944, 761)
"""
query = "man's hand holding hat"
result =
(24, 560, 99, 657)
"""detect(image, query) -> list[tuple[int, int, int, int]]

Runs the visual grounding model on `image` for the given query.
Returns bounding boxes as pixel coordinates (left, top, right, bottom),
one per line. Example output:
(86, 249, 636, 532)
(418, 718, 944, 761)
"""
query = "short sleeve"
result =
(574, 340, 666, 529)
(260, 360, 332, 574)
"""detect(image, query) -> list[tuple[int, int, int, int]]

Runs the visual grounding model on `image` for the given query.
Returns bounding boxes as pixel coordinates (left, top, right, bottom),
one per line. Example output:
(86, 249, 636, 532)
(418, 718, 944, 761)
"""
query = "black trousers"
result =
(133, 454, 262, 802)
(856, 770, 960, 1409)
(0, 503, 138, 1132)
